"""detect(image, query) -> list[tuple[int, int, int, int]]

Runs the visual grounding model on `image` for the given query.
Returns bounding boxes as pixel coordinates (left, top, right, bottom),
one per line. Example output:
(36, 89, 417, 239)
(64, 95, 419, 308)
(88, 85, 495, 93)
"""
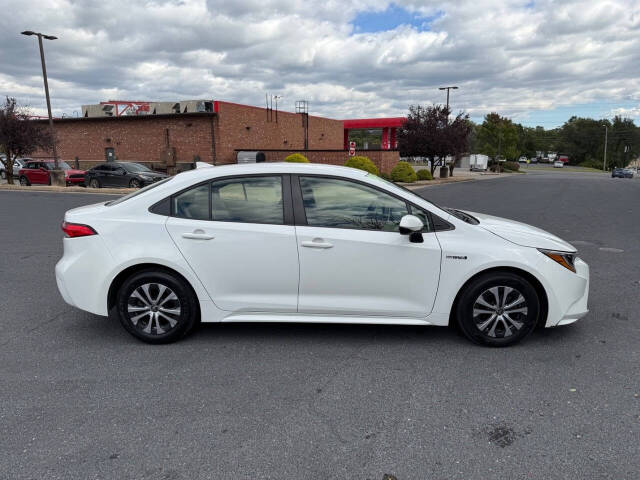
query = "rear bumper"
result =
(55, 236, 112, 316)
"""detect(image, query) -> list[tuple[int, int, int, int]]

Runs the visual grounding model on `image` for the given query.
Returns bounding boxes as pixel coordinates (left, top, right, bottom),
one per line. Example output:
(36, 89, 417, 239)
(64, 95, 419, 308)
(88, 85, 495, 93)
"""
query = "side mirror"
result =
(399, 214, 424, 243)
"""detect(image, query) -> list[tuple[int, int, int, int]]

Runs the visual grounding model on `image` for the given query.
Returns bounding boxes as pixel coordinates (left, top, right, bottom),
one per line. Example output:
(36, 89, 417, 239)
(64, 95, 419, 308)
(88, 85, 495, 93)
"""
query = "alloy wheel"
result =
(126, 283, 181, 335)
(472, 286, 528, 338)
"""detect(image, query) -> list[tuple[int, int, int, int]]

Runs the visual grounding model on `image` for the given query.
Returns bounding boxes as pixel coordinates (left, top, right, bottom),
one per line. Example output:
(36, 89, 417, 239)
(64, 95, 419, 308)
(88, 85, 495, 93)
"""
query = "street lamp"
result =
(21, 30, 61, 178)
(438, 86, 458, 110)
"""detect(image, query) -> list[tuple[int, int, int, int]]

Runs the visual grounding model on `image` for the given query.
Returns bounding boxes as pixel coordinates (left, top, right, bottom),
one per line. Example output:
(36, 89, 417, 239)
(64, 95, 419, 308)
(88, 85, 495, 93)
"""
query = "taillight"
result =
(62, 221, 97, 238)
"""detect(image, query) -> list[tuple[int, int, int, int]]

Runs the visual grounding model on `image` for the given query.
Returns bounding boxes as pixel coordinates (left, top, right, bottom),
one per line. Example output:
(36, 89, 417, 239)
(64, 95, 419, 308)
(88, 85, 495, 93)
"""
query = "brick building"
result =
(35, 100, 400, 173)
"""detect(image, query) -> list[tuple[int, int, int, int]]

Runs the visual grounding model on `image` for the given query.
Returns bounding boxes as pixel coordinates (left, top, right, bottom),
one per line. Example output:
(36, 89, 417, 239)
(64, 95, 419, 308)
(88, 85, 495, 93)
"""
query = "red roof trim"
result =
(343, 117, 406, 129)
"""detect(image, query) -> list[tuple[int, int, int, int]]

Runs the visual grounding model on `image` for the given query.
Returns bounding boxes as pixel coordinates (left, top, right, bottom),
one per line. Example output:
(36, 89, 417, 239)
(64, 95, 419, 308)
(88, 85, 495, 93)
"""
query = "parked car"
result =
(557, 155, 569, 163)
(611, 168, 634, 178)
(56, 163, 590, 347)
(18, 160, 85, 186)
(518, 156, 528, 163)
(553, 161, 564, 168)
(84, 162, 168, 189)
(0, 157, 27, 179)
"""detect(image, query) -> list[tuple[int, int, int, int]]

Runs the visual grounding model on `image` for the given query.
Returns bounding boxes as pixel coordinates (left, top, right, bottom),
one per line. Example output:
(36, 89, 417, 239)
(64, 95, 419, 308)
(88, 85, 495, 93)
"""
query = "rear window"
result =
(105, 177, 173, 206)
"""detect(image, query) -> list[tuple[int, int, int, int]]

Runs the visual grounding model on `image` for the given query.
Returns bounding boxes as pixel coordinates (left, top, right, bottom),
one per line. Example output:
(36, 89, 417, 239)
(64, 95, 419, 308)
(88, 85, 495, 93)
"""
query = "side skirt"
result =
(216, 312, 433, 326)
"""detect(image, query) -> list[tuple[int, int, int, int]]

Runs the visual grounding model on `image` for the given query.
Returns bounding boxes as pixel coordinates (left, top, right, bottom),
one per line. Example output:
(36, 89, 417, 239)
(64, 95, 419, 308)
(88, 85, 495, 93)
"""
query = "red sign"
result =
(349, 148, 355, 156)
(349, 141, 356, 149)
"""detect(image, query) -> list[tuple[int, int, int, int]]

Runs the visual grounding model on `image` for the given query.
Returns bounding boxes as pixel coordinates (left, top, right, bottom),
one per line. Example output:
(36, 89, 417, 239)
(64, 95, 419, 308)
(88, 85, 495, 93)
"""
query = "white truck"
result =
(469, 154, 489, 171)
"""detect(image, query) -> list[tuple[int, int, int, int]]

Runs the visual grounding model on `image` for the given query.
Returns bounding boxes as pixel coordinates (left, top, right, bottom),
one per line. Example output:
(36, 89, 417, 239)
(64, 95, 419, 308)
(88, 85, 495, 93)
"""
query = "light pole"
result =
(21, 30, 61, 174)
(602, 125, 608, 171)
(273, 95, 282, 123)
(439, 86, 458, 111)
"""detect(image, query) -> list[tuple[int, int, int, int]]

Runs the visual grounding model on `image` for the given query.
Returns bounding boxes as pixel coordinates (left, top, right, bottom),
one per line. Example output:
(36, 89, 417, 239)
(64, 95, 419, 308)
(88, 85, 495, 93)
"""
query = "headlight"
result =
(538, 249, 577, 273)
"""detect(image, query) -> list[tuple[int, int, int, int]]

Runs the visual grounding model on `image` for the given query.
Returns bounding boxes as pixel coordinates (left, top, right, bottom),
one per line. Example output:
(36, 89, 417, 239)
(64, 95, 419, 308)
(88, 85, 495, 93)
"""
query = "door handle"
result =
(301, 239, 333, 249)
(182, 230, 215, 240)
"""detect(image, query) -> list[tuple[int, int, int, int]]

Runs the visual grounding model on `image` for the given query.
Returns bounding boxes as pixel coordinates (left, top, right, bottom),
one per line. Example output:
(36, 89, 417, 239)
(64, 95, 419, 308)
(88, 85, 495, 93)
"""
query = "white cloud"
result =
(1, 0, 639, 125)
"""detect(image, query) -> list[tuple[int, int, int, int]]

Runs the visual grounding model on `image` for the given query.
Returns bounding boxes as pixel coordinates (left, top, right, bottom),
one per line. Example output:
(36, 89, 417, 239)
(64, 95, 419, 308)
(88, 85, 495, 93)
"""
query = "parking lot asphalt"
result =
(1, 171, 639, 480)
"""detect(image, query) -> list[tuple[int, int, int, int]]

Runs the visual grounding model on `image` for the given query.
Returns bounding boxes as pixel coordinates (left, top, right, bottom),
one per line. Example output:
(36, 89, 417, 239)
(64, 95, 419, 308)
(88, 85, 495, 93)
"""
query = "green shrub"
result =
(344, 155, 379, 175)
(578, 159, 603, 170)
(379, 172, 392, 181)
(390, 161, 417, 183)
(284, 153, 309, 163)
(503, 161, 520, 172)
(416, 169, 433, 181)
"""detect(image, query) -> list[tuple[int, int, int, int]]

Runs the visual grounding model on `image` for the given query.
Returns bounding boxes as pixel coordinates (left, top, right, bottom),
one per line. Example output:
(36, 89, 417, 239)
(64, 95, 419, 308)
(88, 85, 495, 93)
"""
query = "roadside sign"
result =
(349, 148, 355, 156)
(349, 141, 356, 148)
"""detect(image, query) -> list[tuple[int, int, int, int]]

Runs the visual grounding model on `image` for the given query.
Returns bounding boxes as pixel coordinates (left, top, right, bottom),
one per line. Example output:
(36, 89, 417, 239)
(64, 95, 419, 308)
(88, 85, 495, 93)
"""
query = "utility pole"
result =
(21, 31, 60, 172)
(438, 86, 458, 111)
(603, 125, 608, 171)
(497, 130, 502, 174)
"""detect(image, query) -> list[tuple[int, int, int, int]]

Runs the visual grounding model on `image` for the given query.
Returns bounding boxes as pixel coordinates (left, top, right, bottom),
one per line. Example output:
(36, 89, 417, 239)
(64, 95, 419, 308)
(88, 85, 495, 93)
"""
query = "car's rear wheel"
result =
(19, 176, 30, 186)
(456, 272, 540, 347)
(115, 270, 199, 344)
(129, 178, 141, 188)
(89, 178, 100, 188)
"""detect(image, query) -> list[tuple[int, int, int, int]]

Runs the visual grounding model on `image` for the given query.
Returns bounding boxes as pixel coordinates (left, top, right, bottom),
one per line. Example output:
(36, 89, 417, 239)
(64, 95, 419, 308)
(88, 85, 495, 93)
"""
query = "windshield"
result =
(105, 177, 173, 206)
(123, 162, 153, 173)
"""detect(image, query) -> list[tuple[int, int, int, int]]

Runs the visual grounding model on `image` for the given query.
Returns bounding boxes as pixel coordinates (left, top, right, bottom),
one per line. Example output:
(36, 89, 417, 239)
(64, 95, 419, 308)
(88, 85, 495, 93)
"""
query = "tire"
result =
(115, 270, 199, 344)
(455, 272, 540, 347)
(1, 170, 5, 180)
(19, 176, 30, 186)
(89, 178, 101, 189)
(129, 178, 141, 188)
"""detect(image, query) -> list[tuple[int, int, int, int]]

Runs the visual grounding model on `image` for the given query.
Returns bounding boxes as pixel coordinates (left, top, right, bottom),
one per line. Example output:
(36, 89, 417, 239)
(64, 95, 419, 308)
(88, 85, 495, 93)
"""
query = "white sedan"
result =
(55, 163, 589, 347)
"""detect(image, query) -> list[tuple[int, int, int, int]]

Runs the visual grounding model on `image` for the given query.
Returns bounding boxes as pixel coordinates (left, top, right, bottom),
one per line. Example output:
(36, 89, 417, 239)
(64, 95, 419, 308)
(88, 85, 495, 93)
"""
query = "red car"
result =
(18, 160, 86, 186)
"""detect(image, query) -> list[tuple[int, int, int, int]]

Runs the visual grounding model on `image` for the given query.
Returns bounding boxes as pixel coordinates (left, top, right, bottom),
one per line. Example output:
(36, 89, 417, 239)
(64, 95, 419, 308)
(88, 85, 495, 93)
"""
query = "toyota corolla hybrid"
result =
(55, 163, 589, 347)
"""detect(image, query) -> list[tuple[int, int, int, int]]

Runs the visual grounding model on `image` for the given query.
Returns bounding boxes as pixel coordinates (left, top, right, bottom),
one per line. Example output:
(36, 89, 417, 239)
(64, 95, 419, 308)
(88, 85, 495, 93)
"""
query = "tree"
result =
(476, 113, 519, 162)
(447, 116, 473, 176)
(555, 116, 609, 165)
(0, 97, 54, 184)
(397, 104, 471, 176)
(607, 116, 640, 169)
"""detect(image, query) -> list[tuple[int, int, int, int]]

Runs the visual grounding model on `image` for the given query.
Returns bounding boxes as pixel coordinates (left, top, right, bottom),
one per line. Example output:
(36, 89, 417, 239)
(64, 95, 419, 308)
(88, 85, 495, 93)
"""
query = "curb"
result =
(400, 177, 475, 189)
(0, 184, 133, 195)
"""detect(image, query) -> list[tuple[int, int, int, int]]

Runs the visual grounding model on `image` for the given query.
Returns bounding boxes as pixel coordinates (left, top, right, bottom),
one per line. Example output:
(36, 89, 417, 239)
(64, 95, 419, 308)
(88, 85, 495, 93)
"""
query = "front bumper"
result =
(543, 257, 590, 327)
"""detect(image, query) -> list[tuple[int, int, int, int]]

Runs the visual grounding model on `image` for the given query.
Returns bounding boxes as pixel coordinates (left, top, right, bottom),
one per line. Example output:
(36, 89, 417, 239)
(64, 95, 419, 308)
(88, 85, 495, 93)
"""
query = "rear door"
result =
(165, 174, 300, 312)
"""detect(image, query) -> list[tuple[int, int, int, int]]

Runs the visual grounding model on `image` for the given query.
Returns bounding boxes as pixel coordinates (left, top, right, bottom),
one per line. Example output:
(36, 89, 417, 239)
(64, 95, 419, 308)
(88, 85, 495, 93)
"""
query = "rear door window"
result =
(211, 176, 283, 224)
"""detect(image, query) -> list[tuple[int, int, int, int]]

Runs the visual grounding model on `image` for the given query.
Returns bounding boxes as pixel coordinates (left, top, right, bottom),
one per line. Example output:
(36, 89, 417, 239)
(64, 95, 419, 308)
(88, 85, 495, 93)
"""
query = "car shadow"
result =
(75, 311, 585, 350)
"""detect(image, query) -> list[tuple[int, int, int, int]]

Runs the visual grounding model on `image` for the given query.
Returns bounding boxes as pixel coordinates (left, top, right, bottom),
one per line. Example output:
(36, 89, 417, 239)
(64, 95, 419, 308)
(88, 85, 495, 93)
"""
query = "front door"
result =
(294, 175, 442, 317)
(33, 163, 50, 184)
(165, 175, 299, 312)
(105, 148, 115, 162)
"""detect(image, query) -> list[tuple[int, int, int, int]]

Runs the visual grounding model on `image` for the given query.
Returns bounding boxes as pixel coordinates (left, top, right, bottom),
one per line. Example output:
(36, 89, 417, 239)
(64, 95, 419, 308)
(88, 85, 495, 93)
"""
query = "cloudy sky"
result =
(1, 0, 639, 127)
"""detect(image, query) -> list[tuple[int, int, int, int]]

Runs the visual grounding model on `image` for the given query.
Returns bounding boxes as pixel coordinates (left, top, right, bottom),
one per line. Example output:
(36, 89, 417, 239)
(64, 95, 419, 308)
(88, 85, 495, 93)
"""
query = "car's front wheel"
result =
(115, 270, 199, 344)
(456, 271, 540, 347)
(1, 170, 5, 180)
(129, 178, 141, 188)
